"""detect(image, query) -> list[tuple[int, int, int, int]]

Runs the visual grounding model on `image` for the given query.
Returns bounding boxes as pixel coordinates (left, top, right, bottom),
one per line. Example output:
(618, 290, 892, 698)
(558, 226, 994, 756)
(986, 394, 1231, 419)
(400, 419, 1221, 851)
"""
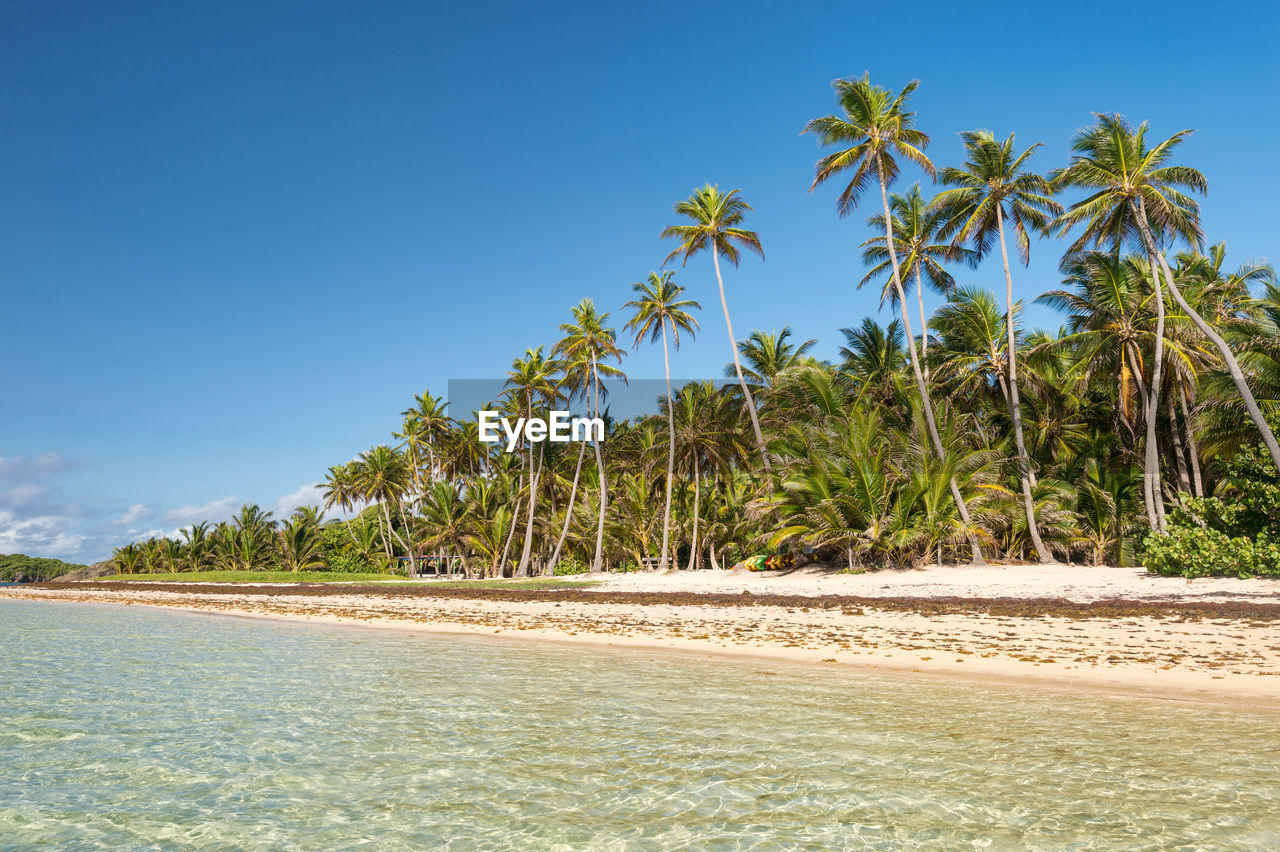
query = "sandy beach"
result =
(7, 565, 1280, 708)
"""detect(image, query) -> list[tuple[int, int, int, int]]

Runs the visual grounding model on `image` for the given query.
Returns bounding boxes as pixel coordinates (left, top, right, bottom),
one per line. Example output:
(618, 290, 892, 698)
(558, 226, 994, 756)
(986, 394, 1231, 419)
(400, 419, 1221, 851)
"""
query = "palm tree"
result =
(803, 73, 984, 563)
(421, 481, 474, 578)
(179, 521, 212, 573)
(838, 318, 906, 405)
(321, 462, 362, 546)
(111, 542, 143, 575)
(1051, 113, 1280, 482)
(353, 445, 412, 567)
(554, 300, 624, 573)
(932, 129, 1063, 562)
(661, 184, 770, 473)
(504, 346, 564, 576)
(730, 327, 818, 388)
(860, 184, 977, 361)
(229, 504, 276, 571)
(624, 270, 701, 572)
(279, 514, 325, 572)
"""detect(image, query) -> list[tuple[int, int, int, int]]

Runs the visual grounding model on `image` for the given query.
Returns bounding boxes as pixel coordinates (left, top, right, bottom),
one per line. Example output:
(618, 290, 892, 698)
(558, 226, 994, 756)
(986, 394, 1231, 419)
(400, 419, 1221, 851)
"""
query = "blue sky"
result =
(2, 0, 1277, 561)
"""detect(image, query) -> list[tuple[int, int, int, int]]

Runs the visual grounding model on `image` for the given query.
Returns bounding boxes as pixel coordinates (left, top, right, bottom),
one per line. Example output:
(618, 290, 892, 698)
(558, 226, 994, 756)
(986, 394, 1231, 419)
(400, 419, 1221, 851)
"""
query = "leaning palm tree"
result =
(803, 73, 984, 563)
(553, 301, 624, 572)
(1052, 113, 1280, 481)
(624, 271, 701, 572)
(860, 184, 977, 360)
(931, 129, 1063, 562)
(661, 184, 771, 473)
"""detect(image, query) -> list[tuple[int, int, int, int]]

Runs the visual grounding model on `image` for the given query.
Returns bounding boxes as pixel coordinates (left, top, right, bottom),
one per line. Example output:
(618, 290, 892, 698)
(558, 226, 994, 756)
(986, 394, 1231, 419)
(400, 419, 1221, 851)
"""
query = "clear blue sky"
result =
(3, 0, 1277, 561)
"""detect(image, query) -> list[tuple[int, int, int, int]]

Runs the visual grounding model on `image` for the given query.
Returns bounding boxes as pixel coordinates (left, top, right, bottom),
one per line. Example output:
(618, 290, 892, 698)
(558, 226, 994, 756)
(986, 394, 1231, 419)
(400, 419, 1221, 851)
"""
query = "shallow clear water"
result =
(2, 600, 1278, 850)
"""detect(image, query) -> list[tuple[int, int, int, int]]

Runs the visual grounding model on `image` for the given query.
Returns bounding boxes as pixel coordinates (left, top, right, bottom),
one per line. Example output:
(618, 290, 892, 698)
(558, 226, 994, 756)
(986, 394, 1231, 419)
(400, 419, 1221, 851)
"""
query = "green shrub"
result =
(553, 555, 587, 575)
(1144, 445, 1280, 578)
(328, 553, 380, 574)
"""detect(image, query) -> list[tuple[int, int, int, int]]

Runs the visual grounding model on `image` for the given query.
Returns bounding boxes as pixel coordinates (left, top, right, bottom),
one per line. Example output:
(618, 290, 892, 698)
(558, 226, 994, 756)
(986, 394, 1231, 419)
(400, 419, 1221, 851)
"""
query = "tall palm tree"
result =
(504, 346, 564, 576)
(353, 445, 412, 568)
(1052, 114, 1280, 481)
(624, 270, 701, 572)
(860, 184, 977, 360)
(321, 462, 362, 546)
(932, 129, 1063, 562)
(661, 184, 771, 473)
(803, 73, 985, 563)
(553, 301, 624, 572)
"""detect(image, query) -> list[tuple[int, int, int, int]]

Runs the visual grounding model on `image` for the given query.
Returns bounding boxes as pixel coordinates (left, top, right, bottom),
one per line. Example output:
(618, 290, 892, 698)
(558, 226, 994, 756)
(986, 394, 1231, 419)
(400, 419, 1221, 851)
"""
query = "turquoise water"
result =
(2, 600, 1279, 850)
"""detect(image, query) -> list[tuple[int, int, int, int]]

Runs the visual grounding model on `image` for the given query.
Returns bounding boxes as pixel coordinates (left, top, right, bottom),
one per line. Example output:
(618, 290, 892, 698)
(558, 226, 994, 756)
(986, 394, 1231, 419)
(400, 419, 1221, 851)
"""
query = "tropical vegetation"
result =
(108, 75, 1280, 579)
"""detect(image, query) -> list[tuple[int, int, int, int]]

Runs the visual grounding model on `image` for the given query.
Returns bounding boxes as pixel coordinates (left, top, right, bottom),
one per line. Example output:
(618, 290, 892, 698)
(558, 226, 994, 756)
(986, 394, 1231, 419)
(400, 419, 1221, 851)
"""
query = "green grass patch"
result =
(94, 571, 599, 589)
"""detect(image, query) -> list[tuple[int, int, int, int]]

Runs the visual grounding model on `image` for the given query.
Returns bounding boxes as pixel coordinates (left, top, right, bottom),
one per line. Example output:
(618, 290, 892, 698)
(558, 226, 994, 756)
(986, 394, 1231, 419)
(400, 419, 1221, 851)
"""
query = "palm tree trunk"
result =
(711, 247, 770, 473)
(660, 322, 675, 572)
(590, 355, 608, 572)
(395, 502, 417, 577)
(687, 453, 701, 570)
(1142, 251, 1168, 533)
(1134, 201, 1280, 475)
(548, 440, 587, 574)
(875, 158, 985, 564)
(915, 264, 929, 378)
(517, 434, 541, 577)
(1125, 344, 1159, 529)
(497, 497, 522, 578)
(1180, 387, 1204, 498)
(379, 503, 397, 561)
(1168, 393, 1192, 501)
(995, 205, 1053, 562)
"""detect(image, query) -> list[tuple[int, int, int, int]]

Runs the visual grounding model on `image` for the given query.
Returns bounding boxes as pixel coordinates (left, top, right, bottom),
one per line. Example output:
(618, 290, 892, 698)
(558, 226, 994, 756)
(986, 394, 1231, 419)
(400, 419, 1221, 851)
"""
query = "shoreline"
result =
(7, 570, 1280, 710)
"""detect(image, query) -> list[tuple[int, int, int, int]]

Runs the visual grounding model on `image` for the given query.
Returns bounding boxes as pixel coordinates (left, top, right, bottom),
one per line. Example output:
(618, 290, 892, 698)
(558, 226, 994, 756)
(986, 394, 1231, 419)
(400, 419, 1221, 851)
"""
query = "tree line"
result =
(111, 74, 1280, 579)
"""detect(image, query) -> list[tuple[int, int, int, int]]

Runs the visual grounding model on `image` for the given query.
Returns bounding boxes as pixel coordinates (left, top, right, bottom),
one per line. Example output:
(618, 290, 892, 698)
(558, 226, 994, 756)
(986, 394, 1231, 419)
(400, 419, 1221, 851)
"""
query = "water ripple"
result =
(2, 599, 1279, 850)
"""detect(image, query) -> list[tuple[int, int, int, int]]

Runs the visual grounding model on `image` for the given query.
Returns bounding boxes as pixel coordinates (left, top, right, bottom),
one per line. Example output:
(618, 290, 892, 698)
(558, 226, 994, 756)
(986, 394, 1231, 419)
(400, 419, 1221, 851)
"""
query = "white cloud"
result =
(273, 482, 326, 520)
(162, 496, 239, 527)
(0, 452, 79, 485)
(117, 503, 152, 526)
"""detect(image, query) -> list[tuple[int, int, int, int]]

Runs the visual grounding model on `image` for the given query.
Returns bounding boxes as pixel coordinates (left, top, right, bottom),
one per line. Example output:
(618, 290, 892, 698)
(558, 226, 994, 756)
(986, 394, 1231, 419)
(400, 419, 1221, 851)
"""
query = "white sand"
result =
(579, 563, 1280, 604)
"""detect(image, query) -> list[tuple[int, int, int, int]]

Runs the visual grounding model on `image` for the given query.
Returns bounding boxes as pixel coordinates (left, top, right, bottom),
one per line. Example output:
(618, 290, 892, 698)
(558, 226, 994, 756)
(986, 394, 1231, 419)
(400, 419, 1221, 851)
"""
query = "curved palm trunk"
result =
(395, 501, 418, 577)
(876, 159, 985, 564)
(660, 323, 675, 572)
(1134, 206, 1280, 476)
(497, 496, 522, 578)
(1143, 253, 1168, 533)
(1123, 342, 1158, 528)
(995, 205, 1054, 562)
(711, 247, 770, 474)
(590, 356, 608, 573)
(548, 440, 587, 574)
(374, 502, 392, 560)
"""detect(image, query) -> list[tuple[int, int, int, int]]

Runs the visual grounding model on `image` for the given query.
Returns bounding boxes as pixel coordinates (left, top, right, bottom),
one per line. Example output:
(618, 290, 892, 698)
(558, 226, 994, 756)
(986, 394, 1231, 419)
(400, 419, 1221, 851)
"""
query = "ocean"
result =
(2, 598, 1278, 849)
